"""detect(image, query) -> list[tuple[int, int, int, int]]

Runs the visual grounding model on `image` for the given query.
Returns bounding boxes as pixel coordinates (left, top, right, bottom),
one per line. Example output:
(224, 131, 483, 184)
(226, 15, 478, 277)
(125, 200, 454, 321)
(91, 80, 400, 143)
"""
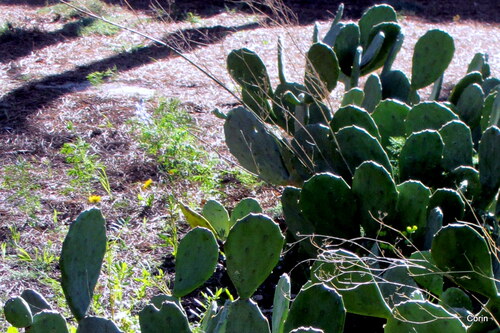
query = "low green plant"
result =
(132, 98, 219, 194)
(87, 66, 117, 86)
(38, 0, 106, 20)
(185, 12, 201, 24)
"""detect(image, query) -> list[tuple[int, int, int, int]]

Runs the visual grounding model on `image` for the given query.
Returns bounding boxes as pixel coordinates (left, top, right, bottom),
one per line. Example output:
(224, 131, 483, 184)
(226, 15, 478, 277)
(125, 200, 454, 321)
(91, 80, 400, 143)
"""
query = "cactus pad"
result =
(30, 310, 69, 333)
(399, 130, 444, 185)
(381, 70, 411, 103)
(304, 43, 340, 100)
(478, 126, 500, 204)
(411, 29, 455, 90)
(405, 102, 458, 135)
(225, 214, 284, 299)
(300, 173, 358, 238)
(456, 83, 484, 129)
(20, 289, 51, 315)
(432, 224, 497, 298)
(4, 296, 33, 328)
(408, 251, 443, 297)
(290, 328, 324, 333)
(272, 274, 291, 333)
(284, 284, 345, 333)
(173, 227, 219, 298)
(439, 120, 473, 171)
(428, 188, 465, 225)
(76, 316, 122, 333)
(449, 71, 483, 105)
(202, 200, 230, 240)
(352, 161, 398, 237)
(359, 4, 397, 47)
(396, 180, 431, 234)
(333, 23, 360, 76)
(227, 48, 272, 96)
(139, 301, 191, 333)
(60, 208, 106, 321)
(230, 198, 262, 226)
(362, 74, 382, 113)
(371, 99, 410, 147)
(225, 299, 271, 333)
(330, 105, 381, 141)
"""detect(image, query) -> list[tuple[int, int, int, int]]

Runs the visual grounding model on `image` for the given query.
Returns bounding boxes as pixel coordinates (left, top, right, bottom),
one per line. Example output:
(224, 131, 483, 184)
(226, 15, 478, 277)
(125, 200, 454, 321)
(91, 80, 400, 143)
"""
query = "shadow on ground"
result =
(4, 0, 499, 23)
(0, 21, 259, 131)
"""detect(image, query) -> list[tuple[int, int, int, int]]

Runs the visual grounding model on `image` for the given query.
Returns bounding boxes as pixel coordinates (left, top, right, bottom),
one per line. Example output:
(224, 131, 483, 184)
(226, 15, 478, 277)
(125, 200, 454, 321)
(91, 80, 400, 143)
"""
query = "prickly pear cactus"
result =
(272, 274, 291, 333)
(139, 301, 191, 333)
(352, 161, 398, 237)
(60, 208, 107, 321)
(411, 29, 455, 90)
(362, 74, 382, 113)
(225, 214, 284, 299)
(202, 200, 230, 240)
(399, 129, 444, 185)
(4, 296, 33, 328)
(227, 48, 272, 96)
(455, 83, 484, 129)
(395, 180, 431, 235)
(284, 283, 345, 333)
(358, 4, 397, 47)
(20, 289, 51, 315)
(311, 249, 391, 319)
(384, 300, 466, 332)
(428, 188, 465, 225)
(449, 71, 483, 105)
(431, 224, 498, 298)
(290, 328, 324, 333)
(230, 198, 262, 226)
(405, 102, 458, 135)
(299, 173, 358, 239)
(478, 126, 500, 205)
(30, 310, 69, 333)
(330, 105, 381, 141)
(304, 42, 340, 100)
(76, 316, 122, 333)
(408, 251, 443, 297)
(439, 120, 473, 171)
(225, 299, 271, 333)
(371, 99, 410, 147)
(224, 107, 290, 185)
(173, 227, 219, 298)
(179, 202, 216, 235)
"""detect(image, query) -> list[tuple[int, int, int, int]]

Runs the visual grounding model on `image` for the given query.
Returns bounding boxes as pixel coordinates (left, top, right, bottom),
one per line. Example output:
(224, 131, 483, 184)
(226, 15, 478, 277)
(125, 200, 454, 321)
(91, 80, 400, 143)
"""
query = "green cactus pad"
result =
(409, 251, 443, 297)
(204, 300, 230, 333)
(230, 198, 262, 226)
(227, 48, 272, 96)
(179, 202, 216, 235)
(291, 124, 338, 175)
(173, 227, 219, 298)
(333, 23, 360, 76)
(439, 288, 472, 311)
(467, 52, 490, 79)
(330, 105, 381, 141)
(449, 166, 481, 202)
(225, 299, 270, 333)
(456, 83, 485, 129)
(30, 310, 69, 333)
(284, 283, 345, 333)
(299, 173, 358, 238)
(428, 188, 465, 224)
(429, 74, 444, 101)
(432, 224, 497, 298)
(290, 328, 324, 333)
(224, 107, 290, 185)
(241, 87, 273, 121)
(381, 70, 411, 103)
(361, 23, 401, 75)
(439, 120, 473, 171)
(272, 274, 291, 333)
(225, 214, 284, 299)
(405, 102, 458, 135)
(60, 208, 106, 321)
(272, 82, 307, 133)
(481, 91, 499, 131)
(479, 126, 500, 203)
(360, 31, 384, 68)
(76, 316, 122, 333)
(281, 187, 316, 254)
(308, 101, 333, 125)
(340, 88, 364, 107)
(352, 161, 398, 237)
(151, 294, 183, 314)
(202, 200, 230, 240)
(139, 301, 191, 333)
(379, 265, 421, 308)
(4, 296, 33, 328)
(399, 130, 444, 185)
(20, 289, 51, 315)
(304, 42, 340, 100)
(385, 300, 466, 332)
(396, 181, 431, 234)
(424, 207, 443, 250)
(311, 250, 391, 319)
(449, 71, 483, 105)
(334, 125, 392, 180)
(359, 4, 397, 47)
(371, 99, 410, 147)
(411, 29, 455, 90)
(362, 74, 382, 113)
(482, 77, 500, 96)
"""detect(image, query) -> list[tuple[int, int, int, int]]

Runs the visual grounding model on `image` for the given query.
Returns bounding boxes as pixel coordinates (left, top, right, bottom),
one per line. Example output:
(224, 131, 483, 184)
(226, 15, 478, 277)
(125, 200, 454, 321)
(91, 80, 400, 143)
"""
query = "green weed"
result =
(185, 12, 201, 24)
(87, 66, 117, 86)
(38, 0, 106, 20)
(133, 98, 219, 194)
(79, 17, 121, 36)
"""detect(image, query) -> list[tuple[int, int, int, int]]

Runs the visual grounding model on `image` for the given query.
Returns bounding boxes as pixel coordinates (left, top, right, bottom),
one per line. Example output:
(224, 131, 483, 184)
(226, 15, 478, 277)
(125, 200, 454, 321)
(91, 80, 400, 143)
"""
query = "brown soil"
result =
(0, 0, 498, 331)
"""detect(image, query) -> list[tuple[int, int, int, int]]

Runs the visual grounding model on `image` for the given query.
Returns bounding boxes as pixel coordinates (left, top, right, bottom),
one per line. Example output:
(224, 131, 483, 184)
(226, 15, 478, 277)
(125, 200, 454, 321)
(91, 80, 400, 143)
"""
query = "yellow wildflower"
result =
(143, 178, 153, 189)
(88, 195, 102, 203)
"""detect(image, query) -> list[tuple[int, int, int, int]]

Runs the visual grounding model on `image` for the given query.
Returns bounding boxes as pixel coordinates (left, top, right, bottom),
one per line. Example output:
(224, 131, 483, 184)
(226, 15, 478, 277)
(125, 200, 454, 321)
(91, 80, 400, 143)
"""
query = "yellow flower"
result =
(142, 178, 153, 189)
(88, 195, 102, 203)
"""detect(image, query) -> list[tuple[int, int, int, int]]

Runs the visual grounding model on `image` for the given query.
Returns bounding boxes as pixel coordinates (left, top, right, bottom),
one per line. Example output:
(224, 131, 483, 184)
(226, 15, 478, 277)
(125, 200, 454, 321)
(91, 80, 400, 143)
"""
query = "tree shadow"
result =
(0, 18, 98, 64)
(0, 21, 260, 131)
